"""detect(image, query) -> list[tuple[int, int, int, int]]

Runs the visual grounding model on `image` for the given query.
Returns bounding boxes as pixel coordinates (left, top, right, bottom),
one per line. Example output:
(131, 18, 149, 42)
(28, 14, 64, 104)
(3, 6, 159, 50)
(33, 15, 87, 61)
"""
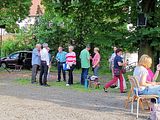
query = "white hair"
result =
(36, 44, 41, 47)
(69, 45, 74, 50)
(43, 43, 48, 48)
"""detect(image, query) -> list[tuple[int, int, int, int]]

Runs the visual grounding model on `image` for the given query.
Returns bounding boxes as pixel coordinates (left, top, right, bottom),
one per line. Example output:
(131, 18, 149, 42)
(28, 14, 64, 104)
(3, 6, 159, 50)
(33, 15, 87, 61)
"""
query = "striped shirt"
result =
(66, 52, 76, 66)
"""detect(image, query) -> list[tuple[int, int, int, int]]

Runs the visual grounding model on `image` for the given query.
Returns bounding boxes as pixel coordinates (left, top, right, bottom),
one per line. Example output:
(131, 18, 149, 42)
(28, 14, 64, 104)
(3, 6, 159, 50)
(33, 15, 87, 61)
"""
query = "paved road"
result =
(0, 71, 148, 120)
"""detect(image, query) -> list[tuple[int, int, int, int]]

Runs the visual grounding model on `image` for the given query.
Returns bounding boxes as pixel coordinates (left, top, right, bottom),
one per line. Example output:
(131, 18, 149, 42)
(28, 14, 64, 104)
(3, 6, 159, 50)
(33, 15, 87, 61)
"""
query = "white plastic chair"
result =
(128, 76, 158, 118)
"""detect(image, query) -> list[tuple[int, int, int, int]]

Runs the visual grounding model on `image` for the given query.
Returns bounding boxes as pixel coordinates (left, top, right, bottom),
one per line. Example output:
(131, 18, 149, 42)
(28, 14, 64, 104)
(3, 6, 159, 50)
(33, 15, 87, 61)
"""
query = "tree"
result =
(33, 0, 160, 69)
(128, 0, 160, 68)
(0, 0, 32, 32)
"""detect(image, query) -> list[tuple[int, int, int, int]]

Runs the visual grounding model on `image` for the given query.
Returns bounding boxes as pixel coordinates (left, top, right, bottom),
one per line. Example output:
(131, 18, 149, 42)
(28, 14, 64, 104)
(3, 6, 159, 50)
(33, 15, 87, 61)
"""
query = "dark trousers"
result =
(68, 65, 75, 85)
(58, 62, 66, 81)
(81, 68, 89, 85)
(31, 64, 39, 83)
(39, 61, 48, 85)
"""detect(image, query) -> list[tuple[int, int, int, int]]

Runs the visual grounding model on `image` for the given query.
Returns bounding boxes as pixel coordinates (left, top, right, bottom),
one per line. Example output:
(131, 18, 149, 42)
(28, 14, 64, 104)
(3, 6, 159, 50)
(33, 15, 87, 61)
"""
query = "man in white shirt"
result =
(39, 43, 50, 87)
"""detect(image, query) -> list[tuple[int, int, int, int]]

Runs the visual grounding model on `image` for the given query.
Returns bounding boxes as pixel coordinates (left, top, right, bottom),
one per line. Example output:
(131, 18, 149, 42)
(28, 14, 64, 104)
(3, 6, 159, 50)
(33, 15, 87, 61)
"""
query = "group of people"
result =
(31, 43, 51, 86)
(104, 47, 160, 94)
(31, 44, 101, 87)
(31, 42, 160, 99)
(104, 48, 160, 96)
(133, 55, 160, 98)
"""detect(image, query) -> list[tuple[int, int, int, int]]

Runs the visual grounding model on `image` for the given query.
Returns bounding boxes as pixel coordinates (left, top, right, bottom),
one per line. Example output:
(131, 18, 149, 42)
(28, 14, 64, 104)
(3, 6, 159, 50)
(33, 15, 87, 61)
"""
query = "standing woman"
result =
(66, 46, 76, 86)
(92, 47, 101, 76)
(104, 48, 127, 93)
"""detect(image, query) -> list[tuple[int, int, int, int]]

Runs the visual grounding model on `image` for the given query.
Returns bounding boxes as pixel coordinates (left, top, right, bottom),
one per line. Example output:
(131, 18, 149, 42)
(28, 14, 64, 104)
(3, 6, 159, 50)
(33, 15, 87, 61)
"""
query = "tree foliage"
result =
(30, 0, 160, 68)
(2, 30, 33, 56)
(0, 0, 32, 32)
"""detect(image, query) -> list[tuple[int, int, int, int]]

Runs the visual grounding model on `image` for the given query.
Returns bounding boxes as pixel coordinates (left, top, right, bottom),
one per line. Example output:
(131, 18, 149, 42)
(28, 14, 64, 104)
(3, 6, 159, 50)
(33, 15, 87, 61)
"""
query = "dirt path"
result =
(0, 71, 148, 120)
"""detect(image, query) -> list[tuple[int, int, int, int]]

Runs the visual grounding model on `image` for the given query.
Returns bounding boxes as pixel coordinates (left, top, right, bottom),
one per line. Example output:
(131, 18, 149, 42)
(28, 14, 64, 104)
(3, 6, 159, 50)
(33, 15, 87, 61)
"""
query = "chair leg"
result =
(137, 98, 140, 119)
(139, 99, 144, 110)
(131, 97, 134, 113)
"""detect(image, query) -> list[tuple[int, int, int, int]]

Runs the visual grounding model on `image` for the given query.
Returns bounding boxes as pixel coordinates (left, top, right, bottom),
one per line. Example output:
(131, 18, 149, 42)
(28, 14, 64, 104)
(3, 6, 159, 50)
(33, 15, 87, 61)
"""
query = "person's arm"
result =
(33, 49, 39, 56)
(86, 52, 90, 61)
(140, 74, 155, 86)
(153, 71, 159, 81)
(45, 50, 50, 66)
(153, 64, 160, 81)
(118, 61, 127, 67)
(55, 53, 59, 61)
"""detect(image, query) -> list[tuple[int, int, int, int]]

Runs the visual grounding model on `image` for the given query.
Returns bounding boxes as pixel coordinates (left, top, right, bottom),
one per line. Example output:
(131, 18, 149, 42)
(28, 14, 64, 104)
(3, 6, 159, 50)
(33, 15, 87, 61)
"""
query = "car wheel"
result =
(1, 63, 7, 68)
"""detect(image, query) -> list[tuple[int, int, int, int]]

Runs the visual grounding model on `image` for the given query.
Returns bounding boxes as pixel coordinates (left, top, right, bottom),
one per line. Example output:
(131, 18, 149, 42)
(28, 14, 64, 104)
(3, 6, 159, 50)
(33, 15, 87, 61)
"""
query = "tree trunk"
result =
(138, 39, 155, 69)
(138, 0, 156, 70)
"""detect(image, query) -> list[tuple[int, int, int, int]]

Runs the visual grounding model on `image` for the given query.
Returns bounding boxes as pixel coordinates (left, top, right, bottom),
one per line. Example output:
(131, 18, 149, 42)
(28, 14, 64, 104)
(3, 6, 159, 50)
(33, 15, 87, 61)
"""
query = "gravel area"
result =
(0, 71, 149, 120)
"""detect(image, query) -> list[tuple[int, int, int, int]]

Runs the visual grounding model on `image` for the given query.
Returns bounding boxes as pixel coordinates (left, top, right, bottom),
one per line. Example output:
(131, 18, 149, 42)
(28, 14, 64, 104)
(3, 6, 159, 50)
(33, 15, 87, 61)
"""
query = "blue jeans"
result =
(81, 68, 89, 85)
(58, 62, 66, 81)
(93, 66, 99, 76)
(140, 85, 160, 103)
(143, 85, 160, 95)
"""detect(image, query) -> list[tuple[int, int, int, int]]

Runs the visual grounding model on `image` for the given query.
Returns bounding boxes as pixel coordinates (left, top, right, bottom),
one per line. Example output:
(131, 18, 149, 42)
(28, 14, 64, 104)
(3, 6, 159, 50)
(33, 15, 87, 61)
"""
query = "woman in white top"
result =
(133, 54, 160, 96)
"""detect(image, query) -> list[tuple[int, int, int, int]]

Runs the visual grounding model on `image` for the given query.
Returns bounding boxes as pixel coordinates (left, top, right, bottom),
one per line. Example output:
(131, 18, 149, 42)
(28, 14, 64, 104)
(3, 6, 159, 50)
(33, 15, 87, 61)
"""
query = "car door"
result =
(7, 52, 20, 67)
(23, 52, 32, 69)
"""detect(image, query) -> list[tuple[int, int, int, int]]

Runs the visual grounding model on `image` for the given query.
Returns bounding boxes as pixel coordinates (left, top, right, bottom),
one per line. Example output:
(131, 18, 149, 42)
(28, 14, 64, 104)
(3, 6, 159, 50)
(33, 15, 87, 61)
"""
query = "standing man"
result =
(80, 45, 91, 85)
(39, 43, 50, 87)
(56, 47, 67, 82)
(31, 44, 41, 84)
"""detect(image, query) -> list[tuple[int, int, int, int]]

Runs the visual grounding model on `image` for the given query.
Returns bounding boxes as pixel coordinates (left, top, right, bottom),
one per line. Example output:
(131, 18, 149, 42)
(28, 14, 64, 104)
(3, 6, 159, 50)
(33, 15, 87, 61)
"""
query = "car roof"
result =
(11, 51, 32, 54)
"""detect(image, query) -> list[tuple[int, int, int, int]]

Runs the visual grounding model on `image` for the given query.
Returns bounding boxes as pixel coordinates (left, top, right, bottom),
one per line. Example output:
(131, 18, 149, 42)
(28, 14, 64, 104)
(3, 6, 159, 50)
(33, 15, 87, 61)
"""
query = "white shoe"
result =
(66, 84, 70, 86)
(114, 86, 119, 89)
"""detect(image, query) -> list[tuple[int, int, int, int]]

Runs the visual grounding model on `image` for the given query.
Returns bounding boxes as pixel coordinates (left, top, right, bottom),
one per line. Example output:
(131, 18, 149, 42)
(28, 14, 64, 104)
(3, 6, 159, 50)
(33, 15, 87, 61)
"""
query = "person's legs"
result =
(81, 68, 85, 85)
(68, 70, 71, 85)
(43, 63, 48, 85)
(104, 76, 118, 89)
(31, 64, 38, 83)
(81, 68, 89, 85)
(70, 70, 73, 84)
(39, 63, 44, 85)
(117, 74, 127, 89)
(119, 71, 124, 93)
(70, 66, 74, 84)
(93, 66, 99, 76)
(84, 68, 89, 81)
(61, 64, 66, 81)
(57, 63, 61, 81)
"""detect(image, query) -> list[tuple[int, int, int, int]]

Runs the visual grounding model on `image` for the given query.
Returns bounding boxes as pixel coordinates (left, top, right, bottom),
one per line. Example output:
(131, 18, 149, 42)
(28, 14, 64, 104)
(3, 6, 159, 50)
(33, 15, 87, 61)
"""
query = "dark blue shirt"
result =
(114, 55, 123, 70)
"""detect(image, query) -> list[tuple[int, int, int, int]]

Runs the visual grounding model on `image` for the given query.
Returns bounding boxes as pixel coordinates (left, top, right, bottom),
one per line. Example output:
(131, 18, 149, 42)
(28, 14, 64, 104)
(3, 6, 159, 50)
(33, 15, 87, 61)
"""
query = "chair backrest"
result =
(128, 75, 140, 96)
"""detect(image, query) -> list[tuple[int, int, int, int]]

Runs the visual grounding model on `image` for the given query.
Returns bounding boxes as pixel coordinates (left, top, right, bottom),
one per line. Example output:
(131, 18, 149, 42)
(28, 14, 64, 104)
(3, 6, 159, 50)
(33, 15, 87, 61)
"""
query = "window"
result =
(9, 53, 19, 59)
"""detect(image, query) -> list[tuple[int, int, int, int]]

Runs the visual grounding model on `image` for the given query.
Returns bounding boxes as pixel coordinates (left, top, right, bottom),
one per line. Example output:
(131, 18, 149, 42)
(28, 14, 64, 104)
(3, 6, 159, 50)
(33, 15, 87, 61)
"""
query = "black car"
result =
(0, 51, 32, 69)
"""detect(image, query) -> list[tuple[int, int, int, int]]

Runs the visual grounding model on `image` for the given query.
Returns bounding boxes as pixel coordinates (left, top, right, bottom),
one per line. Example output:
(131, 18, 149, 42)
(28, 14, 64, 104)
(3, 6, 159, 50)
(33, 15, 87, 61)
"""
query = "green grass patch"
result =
(48, 81, 104, 92)
(14, 70, 134, 93)
(16, 78, 30, 85)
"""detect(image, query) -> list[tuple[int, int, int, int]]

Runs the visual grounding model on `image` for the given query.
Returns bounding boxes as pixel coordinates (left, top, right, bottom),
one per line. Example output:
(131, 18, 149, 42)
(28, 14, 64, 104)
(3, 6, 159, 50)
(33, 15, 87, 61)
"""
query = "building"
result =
(17, 0, 44, 29)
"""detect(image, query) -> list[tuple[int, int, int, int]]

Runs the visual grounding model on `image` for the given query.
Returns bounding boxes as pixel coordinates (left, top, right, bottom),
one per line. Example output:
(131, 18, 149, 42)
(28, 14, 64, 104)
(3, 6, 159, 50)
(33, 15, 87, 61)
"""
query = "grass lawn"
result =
(15, 70, 134, 93)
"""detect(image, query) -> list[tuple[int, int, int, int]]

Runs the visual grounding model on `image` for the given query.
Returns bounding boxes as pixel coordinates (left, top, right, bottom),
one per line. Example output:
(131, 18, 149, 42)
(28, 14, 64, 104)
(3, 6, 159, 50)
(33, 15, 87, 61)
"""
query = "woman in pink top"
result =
(147, 64, 160, 83)
(92, 47, 101, 76)
(66, 46, 76, 86)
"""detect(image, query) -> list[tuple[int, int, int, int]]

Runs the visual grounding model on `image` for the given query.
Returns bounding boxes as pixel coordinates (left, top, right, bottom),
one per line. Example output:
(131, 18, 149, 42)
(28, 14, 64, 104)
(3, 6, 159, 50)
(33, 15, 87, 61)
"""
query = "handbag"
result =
(114, 68, 120, 77)
(122, 67, 126, 74)
(63, 63, 70, 71)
